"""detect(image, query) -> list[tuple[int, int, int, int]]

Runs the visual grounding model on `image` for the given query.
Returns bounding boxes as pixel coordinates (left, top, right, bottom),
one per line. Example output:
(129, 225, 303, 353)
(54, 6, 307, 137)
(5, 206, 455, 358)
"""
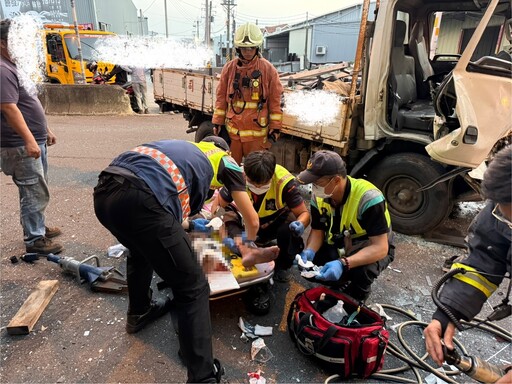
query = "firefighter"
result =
(212, 22, 283, 164)
(424, 145, 511, 384)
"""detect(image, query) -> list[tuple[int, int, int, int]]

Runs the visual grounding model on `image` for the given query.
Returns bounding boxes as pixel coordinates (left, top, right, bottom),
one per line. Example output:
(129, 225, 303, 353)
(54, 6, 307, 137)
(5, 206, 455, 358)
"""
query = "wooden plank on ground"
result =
(6, 280, 59, 335)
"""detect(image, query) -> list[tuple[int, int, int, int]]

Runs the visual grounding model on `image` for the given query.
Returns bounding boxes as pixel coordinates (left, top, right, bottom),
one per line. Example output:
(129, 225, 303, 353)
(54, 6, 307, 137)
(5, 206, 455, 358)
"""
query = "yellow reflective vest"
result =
(192, 141, 230, 189)
(313, 176, 391, 244)
(249, 164, 295, 218)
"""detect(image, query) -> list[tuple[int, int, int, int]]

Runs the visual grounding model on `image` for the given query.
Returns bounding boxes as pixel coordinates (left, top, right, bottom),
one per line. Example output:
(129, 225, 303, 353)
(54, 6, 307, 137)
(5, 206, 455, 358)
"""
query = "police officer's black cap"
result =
(297, 150, 346, 184)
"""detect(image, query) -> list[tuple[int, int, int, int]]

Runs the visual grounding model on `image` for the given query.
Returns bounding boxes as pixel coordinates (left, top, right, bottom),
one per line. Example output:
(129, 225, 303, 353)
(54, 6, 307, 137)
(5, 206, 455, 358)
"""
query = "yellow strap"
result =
(214, 108, 226, 116)
(226, 124, 268, 137)
(270, 113, 282, 121)
(451, 263, 497, 298)
(233, 101, 259, 109)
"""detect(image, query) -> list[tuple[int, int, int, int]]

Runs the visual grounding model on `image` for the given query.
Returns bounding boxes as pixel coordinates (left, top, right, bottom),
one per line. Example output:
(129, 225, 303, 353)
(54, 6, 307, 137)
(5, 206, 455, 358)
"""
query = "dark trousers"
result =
(313, 241, 394, 302)
(224, 208, 304, 270)
(93, 175, 215, 383)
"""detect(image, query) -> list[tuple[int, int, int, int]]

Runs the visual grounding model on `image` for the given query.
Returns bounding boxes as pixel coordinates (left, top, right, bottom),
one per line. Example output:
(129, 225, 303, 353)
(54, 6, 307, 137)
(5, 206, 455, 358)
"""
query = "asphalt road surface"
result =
(1, 112, 510, 383)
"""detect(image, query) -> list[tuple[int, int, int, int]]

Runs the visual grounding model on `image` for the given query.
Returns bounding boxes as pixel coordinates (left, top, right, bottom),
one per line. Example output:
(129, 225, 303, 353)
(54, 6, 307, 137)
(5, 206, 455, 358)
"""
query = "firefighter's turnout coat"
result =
(212, 55, 283, 143)
(434, 202, 511, 323)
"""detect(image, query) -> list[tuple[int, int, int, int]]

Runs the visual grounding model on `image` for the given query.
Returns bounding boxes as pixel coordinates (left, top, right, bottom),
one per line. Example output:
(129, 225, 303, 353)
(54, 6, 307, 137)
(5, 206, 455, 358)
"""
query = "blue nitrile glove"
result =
(190, 218, 211, 233)
(222, 237, 238, 253)
(299, 248, 316, 263)
(316, 260, 344, 282)
(289, 221, 305, 237)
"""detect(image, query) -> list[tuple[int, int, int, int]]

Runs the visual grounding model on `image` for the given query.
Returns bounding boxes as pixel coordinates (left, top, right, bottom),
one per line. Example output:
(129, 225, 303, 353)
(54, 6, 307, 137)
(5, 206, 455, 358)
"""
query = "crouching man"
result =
(215, 151, 310, 281)
(297, 150, 395, 302)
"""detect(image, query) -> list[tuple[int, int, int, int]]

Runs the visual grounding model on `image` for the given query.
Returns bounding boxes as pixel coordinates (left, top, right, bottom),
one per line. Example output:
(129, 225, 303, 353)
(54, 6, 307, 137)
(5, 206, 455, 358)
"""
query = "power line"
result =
(143, 0, 158, 13)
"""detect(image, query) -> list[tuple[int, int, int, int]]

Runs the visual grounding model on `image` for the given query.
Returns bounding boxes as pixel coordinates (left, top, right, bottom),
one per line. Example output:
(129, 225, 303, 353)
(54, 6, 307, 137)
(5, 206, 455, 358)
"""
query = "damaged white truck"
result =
(153, 0, 512, 237)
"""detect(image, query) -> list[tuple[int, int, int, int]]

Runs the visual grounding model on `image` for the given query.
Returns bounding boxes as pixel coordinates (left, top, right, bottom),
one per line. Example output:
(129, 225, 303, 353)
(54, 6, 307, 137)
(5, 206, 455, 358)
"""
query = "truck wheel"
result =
(367, 153, 452, 235)
(194, 121, 214, 142)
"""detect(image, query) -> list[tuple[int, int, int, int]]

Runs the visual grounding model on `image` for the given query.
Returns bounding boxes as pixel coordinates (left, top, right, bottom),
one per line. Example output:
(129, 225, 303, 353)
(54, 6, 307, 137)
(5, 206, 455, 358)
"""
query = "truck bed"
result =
(152, 63, 355, 149)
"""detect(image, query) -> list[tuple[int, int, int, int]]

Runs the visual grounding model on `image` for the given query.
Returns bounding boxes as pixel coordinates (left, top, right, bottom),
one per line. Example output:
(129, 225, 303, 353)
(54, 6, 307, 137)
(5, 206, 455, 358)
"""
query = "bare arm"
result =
(347, 233, 388, 268)
(0, 103, 40, 158)
(231, 190, 259, 241)
(290, 201, 310, 228)
(305, 228, 325, 252)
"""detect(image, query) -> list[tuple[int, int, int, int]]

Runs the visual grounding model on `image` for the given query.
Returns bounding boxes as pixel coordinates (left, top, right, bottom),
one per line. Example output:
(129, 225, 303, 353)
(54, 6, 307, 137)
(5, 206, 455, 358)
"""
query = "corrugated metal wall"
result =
(310, 21, 361, 63)
(95, 0, 139, 35)
(74, 0, 97, 27)
(266, 2, 377, 65)
(0, 0, 139, 35)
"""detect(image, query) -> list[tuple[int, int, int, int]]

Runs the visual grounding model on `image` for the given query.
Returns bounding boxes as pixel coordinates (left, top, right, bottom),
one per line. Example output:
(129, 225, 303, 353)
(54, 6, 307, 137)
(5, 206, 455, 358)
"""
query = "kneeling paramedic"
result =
(217, 150, 310, 281)
(93, 137, 259, 383)
(297, 150, 395, 302)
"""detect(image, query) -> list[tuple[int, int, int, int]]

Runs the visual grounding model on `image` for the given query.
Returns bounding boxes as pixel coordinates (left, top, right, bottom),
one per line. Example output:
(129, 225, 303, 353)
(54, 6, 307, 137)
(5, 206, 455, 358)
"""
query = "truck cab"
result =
(152, 0, 511, 236)
(345, 0, 511, 234)
(43, 24, 116, 84)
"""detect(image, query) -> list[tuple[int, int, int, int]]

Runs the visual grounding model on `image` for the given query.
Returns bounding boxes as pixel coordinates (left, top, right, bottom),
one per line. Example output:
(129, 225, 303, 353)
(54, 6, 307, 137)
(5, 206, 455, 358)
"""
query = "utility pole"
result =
(304, 12, 309, 70)
(139, 9, 143, 35)
(164, 0, 169, 38)
(232, 15, 236, 58)
(221, 0, 236, 60)
(70, 0, 85, 83)
(204, 0, 210, 47)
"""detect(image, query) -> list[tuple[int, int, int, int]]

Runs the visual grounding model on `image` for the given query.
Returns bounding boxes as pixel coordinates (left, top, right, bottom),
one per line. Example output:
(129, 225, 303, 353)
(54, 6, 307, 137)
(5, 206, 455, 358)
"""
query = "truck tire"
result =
(194, 121, 214, 142)
(366, 153, 452, 235)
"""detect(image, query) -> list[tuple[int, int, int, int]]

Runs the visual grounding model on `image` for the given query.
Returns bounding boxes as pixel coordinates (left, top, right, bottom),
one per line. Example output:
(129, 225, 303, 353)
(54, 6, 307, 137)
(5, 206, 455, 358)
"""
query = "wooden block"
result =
(6, 280, 59, 335)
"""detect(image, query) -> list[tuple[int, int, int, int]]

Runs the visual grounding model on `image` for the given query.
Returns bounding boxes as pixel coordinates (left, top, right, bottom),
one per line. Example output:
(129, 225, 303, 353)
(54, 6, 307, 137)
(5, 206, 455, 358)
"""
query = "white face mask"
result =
(247, 182, 271, 195)
(312, 178, 336, 199)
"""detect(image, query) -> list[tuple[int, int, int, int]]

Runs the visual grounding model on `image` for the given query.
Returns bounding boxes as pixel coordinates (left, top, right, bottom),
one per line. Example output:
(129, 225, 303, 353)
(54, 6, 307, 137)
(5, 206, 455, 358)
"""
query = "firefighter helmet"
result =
(234, 23, 263, 48)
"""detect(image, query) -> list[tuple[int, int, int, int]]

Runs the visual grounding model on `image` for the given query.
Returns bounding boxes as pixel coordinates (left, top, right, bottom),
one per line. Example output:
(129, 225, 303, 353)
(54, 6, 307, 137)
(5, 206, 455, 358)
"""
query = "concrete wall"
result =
(38, 84, 133, 115)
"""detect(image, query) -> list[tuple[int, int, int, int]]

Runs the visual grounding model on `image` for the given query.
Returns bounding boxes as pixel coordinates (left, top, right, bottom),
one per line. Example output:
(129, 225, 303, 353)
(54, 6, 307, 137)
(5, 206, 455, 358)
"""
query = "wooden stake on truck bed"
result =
(6, 280, 59, 335)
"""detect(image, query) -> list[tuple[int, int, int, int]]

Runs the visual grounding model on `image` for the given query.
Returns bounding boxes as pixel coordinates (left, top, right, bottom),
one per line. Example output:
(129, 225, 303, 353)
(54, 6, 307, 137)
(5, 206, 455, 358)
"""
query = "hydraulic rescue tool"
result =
(433, 268, 511, 383)
(22, 253, 128, 293)
(443, 346, 507, 383)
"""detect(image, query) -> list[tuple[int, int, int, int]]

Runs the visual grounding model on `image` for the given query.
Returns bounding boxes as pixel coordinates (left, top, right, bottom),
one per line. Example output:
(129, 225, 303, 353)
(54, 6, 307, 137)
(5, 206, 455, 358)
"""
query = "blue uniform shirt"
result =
(109, 140, 213, 222)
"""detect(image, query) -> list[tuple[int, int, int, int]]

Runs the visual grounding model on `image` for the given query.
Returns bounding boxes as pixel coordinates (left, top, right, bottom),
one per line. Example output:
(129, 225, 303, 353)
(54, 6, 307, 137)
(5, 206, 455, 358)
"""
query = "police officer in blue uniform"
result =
(93, 137, 259, 383)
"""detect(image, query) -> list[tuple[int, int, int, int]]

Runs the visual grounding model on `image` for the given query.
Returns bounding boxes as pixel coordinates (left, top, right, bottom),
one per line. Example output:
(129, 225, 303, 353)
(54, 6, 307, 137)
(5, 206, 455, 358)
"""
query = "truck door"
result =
(45, 33, 70, 84)
(427, 0, 512, 168)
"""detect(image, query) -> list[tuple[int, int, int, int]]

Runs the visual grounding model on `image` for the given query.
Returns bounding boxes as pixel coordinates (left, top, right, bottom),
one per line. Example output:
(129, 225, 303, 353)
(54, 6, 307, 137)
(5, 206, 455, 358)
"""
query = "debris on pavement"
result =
(251, 338, 273, 363)
(239, 317, 273, 339)
(6, 280, 59, 335)
(107, 244, 129, 258)
(248, 369, 266, 384)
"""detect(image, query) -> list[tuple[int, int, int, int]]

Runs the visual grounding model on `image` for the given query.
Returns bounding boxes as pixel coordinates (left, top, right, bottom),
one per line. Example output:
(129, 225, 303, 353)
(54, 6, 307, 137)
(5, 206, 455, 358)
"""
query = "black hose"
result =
(321, 301, 511, 383)
(431, 268, 467, 331)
